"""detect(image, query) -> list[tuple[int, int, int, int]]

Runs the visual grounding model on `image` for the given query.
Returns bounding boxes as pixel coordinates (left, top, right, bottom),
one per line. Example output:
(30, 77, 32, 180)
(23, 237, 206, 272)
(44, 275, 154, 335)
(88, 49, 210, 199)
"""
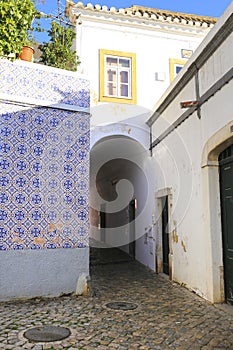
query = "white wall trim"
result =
(155, 187, 172, 198)
(0, 93, 90, 114)
(201, 121, 233, 167)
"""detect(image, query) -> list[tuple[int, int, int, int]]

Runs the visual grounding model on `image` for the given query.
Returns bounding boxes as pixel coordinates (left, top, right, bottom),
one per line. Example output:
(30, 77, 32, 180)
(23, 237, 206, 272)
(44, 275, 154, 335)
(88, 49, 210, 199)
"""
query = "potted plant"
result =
(18, 4, 44, 62)
(18, 39, 35, 62)
(0, 0, 42, 61)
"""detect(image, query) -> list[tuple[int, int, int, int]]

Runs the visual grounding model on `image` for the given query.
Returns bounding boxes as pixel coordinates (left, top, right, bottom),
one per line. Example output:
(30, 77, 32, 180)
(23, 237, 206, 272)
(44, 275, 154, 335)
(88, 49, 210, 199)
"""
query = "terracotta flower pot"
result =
(18, 46, 35, 62)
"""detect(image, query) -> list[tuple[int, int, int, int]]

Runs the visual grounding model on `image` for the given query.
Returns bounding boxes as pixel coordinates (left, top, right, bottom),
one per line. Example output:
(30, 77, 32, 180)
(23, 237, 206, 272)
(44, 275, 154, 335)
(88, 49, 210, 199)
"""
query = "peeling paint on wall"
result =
(181, 240, 187, 253)
(172, 229, 179, 243)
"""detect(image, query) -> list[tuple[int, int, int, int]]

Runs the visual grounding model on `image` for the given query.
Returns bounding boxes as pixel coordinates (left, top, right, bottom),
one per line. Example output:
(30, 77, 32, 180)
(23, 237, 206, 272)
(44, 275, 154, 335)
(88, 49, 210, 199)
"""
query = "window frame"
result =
(169, 58, 187, 82)
(100, 49, 137, 104)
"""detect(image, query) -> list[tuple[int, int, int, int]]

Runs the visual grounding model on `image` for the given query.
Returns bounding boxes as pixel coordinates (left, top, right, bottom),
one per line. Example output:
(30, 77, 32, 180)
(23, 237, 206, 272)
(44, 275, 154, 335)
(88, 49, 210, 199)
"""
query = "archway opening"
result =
(90, 135, 149, 265)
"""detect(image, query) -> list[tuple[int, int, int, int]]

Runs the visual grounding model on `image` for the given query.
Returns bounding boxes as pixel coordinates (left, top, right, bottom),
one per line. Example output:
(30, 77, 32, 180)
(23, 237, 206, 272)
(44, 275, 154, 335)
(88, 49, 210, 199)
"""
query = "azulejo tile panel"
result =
(0, 103, 90, 251)
(0, 60, 90, 108)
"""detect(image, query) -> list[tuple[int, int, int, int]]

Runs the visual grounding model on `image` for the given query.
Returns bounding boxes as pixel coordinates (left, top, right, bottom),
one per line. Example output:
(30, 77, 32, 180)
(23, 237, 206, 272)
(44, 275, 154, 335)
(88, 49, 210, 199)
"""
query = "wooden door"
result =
(219, 144, 233, 304)
(162, 196, 169, 275)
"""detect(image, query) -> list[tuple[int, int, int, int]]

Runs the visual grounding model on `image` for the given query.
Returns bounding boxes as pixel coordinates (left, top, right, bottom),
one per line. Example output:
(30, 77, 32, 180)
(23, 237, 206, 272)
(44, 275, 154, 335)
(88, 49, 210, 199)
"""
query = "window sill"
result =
(99, 95, 137, 104)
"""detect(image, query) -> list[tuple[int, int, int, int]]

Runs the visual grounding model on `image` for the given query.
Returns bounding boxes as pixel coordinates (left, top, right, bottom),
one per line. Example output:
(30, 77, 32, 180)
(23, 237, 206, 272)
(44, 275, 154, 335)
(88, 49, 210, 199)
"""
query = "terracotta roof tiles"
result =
(66, 1, 217, 27)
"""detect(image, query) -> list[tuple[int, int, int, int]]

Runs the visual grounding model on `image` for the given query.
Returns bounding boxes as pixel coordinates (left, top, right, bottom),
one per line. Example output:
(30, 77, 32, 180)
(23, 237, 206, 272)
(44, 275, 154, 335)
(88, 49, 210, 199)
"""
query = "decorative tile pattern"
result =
(0, 61, 90, 251)
(0, 104, 89, 251)
(0, 60, 90, 108)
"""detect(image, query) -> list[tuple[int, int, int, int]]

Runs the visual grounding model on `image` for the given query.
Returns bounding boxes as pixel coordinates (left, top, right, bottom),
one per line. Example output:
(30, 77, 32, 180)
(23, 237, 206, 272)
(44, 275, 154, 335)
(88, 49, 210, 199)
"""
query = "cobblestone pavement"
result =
(1, 253, 233, 349)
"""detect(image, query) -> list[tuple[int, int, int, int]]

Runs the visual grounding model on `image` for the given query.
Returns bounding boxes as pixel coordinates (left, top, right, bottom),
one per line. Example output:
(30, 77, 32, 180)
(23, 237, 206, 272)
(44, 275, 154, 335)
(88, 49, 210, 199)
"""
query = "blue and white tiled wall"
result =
(0, 60, 90, 107)
(0, 60, 90, 252)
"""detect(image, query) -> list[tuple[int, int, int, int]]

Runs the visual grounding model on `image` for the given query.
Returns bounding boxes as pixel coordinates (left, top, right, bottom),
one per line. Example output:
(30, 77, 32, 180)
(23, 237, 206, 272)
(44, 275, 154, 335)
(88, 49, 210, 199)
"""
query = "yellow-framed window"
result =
(99, 49, 137, 104)
(169, 58, 187, 82)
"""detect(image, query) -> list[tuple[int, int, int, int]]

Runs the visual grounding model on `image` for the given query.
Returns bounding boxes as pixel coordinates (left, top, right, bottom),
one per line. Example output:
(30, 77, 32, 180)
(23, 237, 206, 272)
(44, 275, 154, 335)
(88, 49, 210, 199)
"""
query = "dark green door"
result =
(162, 196, 169, 275)
(219, 144, 233, 304)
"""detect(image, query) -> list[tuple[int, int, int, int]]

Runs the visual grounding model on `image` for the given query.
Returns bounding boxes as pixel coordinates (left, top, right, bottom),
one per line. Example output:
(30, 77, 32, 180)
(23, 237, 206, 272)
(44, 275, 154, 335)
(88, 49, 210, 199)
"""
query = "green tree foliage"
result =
(0, 0, 40, 57)
(39, 21, 79, 71)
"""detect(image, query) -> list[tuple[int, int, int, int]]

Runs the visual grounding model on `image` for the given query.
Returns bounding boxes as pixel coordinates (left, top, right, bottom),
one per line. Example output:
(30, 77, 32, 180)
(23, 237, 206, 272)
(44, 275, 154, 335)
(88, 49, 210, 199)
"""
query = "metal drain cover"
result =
(23, 326, 71, 342)
(106, 301, 138, 310)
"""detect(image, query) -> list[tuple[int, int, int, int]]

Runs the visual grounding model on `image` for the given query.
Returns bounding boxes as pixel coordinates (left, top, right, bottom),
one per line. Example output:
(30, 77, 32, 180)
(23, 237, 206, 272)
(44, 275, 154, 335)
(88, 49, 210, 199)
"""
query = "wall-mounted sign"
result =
(181, 49, 193, 59)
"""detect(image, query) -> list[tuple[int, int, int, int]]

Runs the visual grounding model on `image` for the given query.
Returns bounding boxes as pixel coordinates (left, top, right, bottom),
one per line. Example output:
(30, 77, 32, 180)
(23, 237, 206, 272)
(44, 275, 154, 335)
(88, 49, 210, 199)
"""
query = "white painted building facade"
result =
(67, 1, 216, 112)
(66, 1, 217, 270)
(147, 3, 233, 303)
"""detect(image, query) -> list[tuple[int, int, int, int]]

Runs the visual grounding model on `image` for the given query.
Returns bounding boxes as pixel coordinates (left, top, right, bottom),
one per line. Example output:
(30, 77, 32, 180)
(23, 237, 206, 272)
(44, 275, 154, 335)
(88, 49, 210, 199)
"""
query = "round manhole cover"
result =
(23, 326, 71, 342)
(105, 301, 138, 310)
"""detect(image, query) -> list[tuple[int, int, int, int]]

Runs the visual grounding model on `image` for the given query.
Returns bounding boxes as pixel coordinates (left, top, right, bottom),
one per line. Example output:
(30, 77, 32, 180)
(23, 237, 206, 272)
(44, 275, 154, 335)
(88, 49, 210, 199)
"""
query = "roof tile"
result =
(67, 1, 217, 27)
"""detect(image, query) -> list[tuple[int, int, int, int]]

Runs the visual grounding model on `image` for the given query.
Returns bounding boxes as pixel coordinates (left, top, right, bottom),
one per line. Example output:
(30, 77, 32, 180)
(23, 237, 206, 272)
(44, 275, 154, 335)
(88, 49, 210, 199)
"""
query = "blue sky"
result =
(35, 0, 232, 42)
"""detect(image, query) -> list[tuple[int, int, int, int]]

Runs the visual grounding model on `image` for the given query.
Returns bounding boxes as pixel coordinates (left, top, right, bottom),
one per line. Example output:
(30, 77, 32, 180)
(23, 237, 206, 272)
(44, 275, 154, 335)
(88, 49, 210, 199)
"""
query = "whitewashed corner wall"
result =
(150, 4, 233, 302)
(0, 59, 90, 300)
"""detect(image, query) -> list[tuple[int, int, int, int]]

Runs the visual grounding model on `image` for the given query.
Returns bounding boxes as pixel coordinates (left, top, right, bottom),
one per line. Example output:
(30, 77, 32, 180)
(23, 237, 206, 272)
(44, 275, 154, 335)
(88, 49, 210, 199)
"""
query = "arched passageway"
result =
(90, 135, 151, 265)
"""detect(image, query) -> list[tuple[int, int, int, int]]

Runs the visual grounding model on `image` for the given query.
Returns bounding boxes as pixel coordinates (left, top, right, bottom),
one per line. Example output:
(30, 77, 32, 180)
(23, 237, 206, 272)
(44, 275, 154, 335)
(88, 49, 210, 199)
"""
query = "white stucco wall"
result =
(149, 2, 233, 302)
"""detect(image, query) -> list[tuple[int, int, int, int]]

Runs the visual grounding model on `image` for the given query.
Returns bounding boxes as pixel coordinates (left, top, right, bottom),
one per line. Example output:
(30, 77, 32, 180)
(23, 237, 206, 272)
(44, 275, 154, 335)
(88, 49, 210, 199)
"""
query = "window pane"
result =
(119, 58, 130, 67)
(175, 65, 183, 75)
(120, 84, 129, 97)
(120, 71, 128, 83)
(107, 69, 116, 82)
(102, 52, 133, 100)
(107, 83, 116, 96)
(106, 57, 118, 66)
